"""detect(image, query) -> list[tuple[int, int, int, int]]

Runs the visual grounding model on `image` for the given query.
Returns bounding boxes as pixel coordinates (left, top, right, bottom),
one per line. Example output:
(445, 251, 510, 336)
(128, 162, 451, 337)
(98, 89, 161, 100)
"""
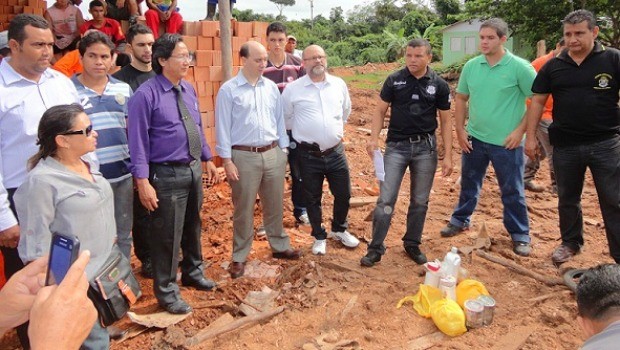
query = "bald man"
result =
(215, 41, 301, 279)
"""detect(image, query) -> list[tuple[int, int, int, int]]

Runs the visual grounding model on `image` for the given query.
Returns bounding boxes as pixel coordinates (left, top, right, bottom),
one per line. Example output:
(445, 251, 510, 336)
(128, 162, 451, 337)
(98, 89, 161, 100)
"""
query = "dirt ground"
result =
(2, 63, 612, 349)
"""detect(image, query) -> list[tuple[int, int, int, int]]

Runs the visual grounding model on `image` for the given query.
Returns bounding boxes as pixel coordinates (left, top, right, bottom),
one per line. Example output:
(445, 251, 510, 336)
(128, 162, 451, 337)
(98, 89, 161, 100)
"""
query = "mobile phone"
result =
(45, 233, 80, 286)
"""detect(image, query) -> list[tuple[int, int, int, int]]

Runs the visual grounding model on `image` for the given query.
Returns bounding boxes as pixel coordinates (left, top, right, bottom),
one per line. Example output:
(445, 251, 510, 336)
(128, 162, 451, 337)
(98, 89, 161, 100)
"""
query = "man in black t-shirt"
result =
(113, 24, 156, 277)
(525, 9, 620, 266)
(361, 39, 452, 267)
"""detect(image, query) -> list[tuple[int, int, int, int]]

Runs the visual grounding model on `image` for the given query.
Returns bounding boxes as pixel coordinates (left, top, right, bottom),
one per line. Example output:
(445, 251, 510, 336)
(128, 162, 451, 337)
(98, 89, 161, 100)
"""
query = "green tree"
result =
(269, 0, 296, 18)
(433, 0, 461, 24)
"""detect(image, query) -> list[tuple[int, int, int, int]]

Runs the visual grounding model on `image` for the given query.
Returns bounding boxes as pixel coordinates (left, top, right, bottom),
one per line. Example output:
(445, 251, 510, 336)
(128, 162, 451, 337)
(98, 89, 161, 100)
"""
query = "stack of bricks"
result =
(0, 0, 46, 31)
(181, 20, 269, 167)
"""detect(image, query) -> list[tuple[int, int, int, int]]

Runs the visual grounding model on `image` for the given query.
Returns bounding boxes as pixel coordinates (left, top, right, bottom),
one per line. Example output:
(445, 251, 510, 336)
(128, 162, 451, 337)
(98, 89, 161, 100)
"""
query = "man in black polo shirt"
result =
(361, 39, 452, 267)
(525, 9, 620, 266)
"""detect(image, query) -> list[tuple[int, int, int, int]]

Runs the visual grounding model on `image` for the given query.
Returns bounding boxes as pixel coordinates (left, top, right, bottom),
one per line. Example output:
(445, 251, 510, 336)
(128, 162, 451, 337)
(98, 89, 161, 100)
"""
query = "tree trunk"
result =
(219, 0, 233, 82)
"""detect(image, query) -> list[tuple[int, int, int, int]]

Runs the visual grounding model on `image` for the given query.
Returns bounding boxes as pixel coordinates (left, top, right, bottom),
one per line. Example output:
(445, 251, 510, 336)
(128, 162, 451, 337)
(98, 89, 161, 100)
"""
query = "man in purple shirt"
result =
(127, 33, 219, 315)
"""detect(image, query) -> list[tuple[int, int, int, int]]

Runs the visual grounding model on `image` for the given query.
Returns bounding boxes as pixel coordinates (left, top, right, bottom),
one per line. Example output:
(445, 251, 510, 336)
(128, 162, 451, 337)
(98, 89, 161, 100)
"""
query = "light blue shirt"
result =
(0, 58, 79, 230)
(215, 71, 289, 159)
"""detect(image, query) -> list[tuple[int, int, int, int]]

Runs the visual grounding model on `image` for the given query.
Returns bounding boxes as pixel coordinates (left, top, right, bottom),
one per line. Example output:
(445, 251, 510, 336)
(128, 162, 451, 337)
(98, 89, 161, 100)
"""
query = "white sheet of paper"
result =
(373, 149, 385, 182)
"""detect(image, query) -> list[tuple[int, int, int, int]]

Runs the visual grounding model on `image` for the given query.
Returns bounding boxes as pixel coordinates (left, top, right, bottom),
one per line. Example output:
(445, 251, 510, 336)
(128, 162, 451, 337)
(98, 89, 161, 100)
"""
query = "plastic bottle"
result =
(443, 247, 461, 280)
(439, 275, 457, 301)
(423, 260, 442, 288)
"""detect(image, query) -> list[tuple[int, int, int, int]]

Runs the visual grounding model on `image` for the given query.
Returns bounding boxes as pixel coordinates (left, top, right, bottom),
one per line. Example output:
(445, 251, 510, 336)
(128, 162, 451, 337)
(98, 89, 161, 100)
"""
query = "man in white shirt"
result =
(215, 41, 301, 279)
(282, 44, 358, 255)
(0, 13, 79, 348)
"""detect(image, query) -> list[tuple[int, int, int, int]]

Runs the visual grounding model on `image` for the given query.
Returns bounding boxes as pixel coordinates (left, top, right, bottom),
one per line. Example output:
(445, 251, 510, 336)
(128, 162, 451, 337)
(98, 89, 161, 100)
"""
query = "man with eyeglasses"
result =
(0, 14, 79, 349)
(262, 22, 308, 229)
(282, 45, 358, 256)
(71, 31, 134, 259)
(128, 34, 219, 315)
(216, 41, 301, 279)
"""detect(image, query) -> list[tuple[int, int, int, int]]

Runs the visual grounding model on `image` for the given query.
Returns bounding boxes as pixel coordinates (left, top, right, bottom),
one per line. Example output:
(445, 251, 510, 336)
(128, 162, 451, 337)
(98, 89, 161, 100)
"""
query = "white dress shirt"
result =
(282, 73, 351, 151)
(215, 71, 289, 159)
(0, 58, 79, 230)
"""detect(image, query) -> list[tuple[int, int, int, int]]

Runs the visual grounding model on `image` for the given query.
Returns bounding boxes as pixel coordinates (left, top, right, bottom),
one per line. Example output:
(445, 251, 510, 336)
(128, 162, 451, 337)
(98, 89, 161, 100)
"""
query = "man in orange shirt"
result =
(524, 39, 565, 194)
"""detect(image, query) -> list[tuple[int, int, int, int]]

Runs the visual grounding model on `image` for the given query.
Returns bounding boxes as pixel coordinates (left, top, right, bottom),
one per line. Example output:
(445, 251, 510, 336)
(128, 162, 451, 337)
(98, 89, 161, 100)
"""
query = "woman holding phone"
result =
(14, 103, 115, 349)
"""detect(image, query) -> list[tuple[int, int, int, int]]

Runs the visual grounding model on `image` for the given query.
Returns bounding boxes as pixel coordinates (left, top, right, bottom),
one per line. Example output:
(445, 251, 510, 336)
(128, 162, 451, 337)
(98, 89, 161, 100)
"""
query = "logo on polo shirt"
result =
(393, 80, 407, 86)
(594, 73, 612, 90)
(426, 85, 436, 95)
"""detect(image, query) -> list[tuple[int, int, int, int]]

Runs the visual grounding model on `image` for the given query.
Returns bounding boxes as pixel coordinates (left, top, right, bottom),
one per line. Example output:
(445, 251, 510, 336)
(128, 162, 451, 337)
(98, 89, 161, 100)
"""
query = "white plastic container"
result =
(442, 247, 461, 280)
(423, 260, 442, 288)
(439, 275, 457, 301)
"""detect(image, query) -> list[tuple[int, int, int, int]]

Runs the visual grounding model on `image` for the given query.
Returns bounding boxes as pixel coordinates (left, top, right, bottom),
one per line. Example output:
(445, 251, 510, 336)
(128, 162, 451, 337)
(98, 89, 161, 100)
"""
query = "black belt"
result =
(152, 160, 198, 167)
(404, 134, 433, 143)
(298, 142, 341, 157)
(232, 141, 277, 153)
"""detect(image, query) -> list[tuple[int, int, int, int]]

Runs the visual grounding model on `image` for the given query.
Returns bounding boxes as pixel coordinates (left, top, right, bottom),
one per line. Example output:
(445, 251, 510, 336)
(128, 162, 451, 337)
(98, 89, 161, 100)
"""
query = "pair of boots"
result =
(204, 1, 234, 20)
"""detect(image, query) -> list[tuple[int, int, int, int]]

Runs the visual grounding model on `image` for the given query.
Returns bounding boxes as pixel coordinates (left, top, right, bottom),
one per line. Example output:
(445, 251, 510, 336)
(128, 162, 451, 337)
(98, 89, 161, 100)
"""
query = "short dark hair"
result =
(8, 14, 49, 45)
(266, 22, 286, 37)
(240, 42, 250, 58)
(152, 33, 183, 75)
(563, 9, 596, 30)
(78, 30, 114, 56)
(89, 0, 104, 9)
(480, 18, 509, 38)
(577, 264, 620, 321)
(126, 24, 153, 45)
(407, 38, 432, 55)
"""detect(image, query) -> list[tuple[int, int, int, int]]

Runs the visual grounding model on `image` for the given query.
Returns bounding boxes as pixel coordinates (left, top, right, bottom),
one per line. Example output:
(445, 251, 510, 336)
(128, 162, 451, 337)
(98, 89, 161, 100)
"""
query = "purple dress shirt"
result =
(128, 74, 213, 179)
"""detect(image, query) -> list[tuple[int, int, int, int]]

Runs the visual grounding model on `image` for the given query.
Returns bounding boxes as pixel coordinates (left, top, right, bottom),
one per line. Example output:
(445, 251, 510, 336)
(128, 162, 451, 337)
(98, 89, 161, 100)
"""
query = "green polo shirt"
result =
(457, 50, 536, 146)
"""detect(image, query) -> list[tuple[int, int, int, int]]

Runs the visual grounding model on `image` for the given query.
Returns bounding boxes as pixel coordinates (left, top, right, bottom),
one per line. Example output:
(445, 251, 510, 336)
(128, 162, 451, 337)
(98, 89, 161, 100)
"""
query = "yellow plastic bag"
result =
(397, 285, 443, 318)
(430, 299, 467, 337)
(456, 279, 490, 308)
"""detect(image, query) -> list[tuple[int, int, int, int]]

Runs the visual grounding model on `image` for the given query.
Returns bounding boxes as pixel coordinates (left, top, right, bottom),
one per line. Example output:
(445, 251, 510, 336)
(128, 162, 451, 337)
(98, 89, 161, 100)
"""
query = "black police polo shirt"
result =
(380, 67, 451, 142)
(532, 42, 620, 147)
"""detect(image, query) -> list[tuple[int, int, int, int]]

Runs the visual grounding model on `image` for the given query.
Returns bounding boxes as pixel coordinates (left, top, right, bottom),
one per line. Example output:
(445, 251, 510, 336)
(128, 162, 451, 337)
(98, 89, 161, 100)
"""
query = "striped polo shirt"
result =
(263, 53, 305, 93)
(72, 75, 132, 183)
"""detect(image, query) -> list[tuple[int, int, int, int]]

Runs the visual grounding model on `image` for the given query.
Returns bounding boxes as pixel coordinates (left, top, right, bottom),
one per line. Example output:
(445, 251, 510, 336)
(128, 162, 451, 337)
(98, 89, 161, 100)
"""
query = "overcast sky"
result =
(79, 0, 384, 22)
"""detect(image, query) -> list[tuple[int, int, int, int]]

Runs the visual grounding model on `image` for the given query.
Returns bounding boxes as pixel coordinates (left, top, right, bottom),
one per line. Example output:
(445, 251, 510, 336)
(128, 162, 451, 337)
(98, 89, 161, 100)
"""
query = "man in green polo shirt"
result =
(440, 18, 536, 256)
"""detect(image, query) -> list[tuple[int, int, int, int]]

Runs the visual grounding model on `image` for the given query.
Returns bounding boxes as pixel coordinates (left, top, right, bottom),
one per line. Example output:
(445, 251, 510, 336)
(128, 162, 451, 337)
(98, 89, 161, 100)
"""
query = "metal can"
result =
(464, 299, 484, 329)
(477, 295, 496, 326)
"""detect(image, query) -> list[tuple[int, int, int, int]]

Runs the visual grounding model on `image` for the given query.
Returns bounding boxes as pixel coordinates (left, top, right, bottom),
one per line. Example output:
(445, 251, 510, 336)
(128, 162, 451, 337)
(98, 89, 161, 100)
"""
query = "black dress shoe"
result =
(141, 258, 153, 279)
(164, 300, 192, 314)
(404, 245, 427, 265)
(182, 277, 217, 291)
(360, 251, 382, 267)
(230, 262, 245, 279)
(272, 249, 302, 260)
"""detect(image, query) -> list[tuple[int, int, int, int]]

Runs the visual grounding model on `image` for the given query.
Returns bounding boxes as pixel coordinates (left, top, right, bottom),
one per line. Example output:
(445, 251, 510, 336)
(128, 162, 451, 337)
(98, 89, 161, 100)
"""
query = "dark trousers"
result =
(288, 132, 307, 217)
(298, 143, 351, 240)
(1, 187, 30, 349)
(554, 135, 620, 262)
(149, 161, 205, 306)
(132, 189, 150, 264)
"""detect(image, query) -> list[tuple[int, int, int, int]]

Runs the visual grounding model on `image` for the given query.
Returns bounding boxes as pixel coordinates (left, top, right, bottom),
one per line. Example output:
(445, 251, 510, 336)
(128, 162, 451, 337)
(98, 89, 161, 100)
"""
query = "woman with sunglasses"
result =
(14, 103, 115, 349)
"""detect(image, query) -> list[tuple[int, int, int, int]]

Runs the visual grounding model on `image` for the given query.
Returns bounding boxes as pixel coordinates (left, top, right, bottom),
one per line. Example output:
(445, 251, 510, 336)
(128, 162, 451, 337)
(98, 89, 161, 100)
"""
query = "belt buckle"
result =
(251, 146, 259, 152)
(189, 160, 197, 166)
(409, 135, 420, 143)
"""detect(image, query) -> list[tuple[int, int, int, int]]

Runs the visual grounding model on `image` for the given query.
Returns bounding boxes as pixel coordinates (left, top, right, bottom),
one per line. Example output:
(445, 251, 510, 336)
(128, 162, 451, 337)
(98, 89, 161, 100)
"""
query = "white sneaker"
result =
(312, 239, 327, 255)
(296, 213, 310, 225)
(256, 225, 266, 237)
(328, 230, 360, 248)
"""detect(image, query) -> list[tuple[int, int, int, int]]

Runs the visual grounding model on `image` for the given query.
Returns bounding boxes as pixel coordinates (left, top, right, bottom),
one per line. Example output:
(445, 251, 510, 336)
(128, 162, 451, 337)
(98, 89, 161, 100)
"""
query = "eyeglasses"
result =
(169, 53, 195, 63)
(303, 55, 326, 61)
(61, 125, 93, 137)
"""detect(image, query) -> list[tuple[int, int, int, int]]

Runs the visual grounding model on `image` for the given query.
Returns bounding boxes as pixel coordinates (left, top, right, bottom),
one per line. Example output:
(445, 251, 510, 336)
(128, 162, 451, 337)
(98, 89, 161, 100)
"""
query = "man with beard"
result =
(282, 45, 358, 256)
(0, 14, 79, 348)
(113, 23, 156, 276)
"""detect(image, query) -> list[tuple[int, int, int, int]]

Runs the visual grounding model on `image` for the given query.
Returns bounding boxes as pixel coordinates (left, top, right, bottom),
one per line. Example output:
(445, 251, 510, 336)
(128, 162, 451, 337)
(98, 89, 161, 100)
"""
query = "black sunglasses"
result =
(61, 125, 93, 137)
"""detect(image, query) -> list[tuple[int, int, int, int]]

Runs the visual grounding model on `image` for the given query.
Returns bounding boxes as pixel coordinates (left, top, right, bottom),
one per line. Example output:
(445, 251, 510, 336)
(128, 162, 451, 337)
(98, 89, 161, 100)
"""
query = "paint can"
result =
(464, 299, 484, 329)
(477, 295, 496, 326)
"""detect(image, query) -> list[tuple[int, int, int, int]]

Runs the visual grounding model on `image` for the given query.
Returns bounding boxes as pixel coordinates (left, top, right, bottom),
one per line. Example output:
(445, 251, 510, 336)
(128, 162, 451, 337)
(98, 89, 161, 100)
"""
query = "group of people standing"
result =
(1, 6, 620, 350)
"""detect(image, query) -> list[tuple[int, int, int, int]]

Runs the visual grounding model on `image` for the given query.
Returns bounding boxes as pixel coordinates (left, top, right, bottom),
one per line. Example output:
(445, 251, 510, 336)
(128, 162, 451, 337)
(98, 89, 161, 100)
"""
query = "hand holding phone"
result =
(46, 233, 80, 286)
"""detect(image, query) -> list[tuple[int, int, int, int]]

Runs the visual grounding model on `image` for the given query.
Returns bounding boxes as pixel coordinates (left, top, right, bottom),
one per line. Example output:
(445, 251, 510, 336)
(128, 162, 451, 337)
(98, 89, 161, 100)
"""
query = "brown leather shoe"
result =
(272, 249, 302, 260)
(525, 180, 545, 193)
(552, 245, 579, 266)
(229, 262, 245, 279)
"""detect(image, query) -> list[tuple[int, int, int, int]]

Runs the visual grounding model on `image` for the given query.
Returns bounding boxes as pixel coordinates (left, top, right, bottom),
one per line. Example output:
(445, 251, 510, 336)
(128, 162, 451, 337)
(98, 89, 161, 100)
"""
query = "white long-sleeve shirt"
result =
(0, 59, 79, 230)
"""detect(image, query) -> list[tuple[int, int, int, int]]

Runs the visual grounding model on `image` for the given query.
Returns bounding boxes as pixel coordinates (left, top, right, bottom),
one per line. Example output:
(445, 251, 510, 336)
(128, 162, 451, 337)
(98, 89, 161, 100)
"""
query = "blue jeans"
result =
(368, 136, 437, 254)
(553, 135, 620, 262)
(298, 143, 351, 240)
(449, 137, 530, 243)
